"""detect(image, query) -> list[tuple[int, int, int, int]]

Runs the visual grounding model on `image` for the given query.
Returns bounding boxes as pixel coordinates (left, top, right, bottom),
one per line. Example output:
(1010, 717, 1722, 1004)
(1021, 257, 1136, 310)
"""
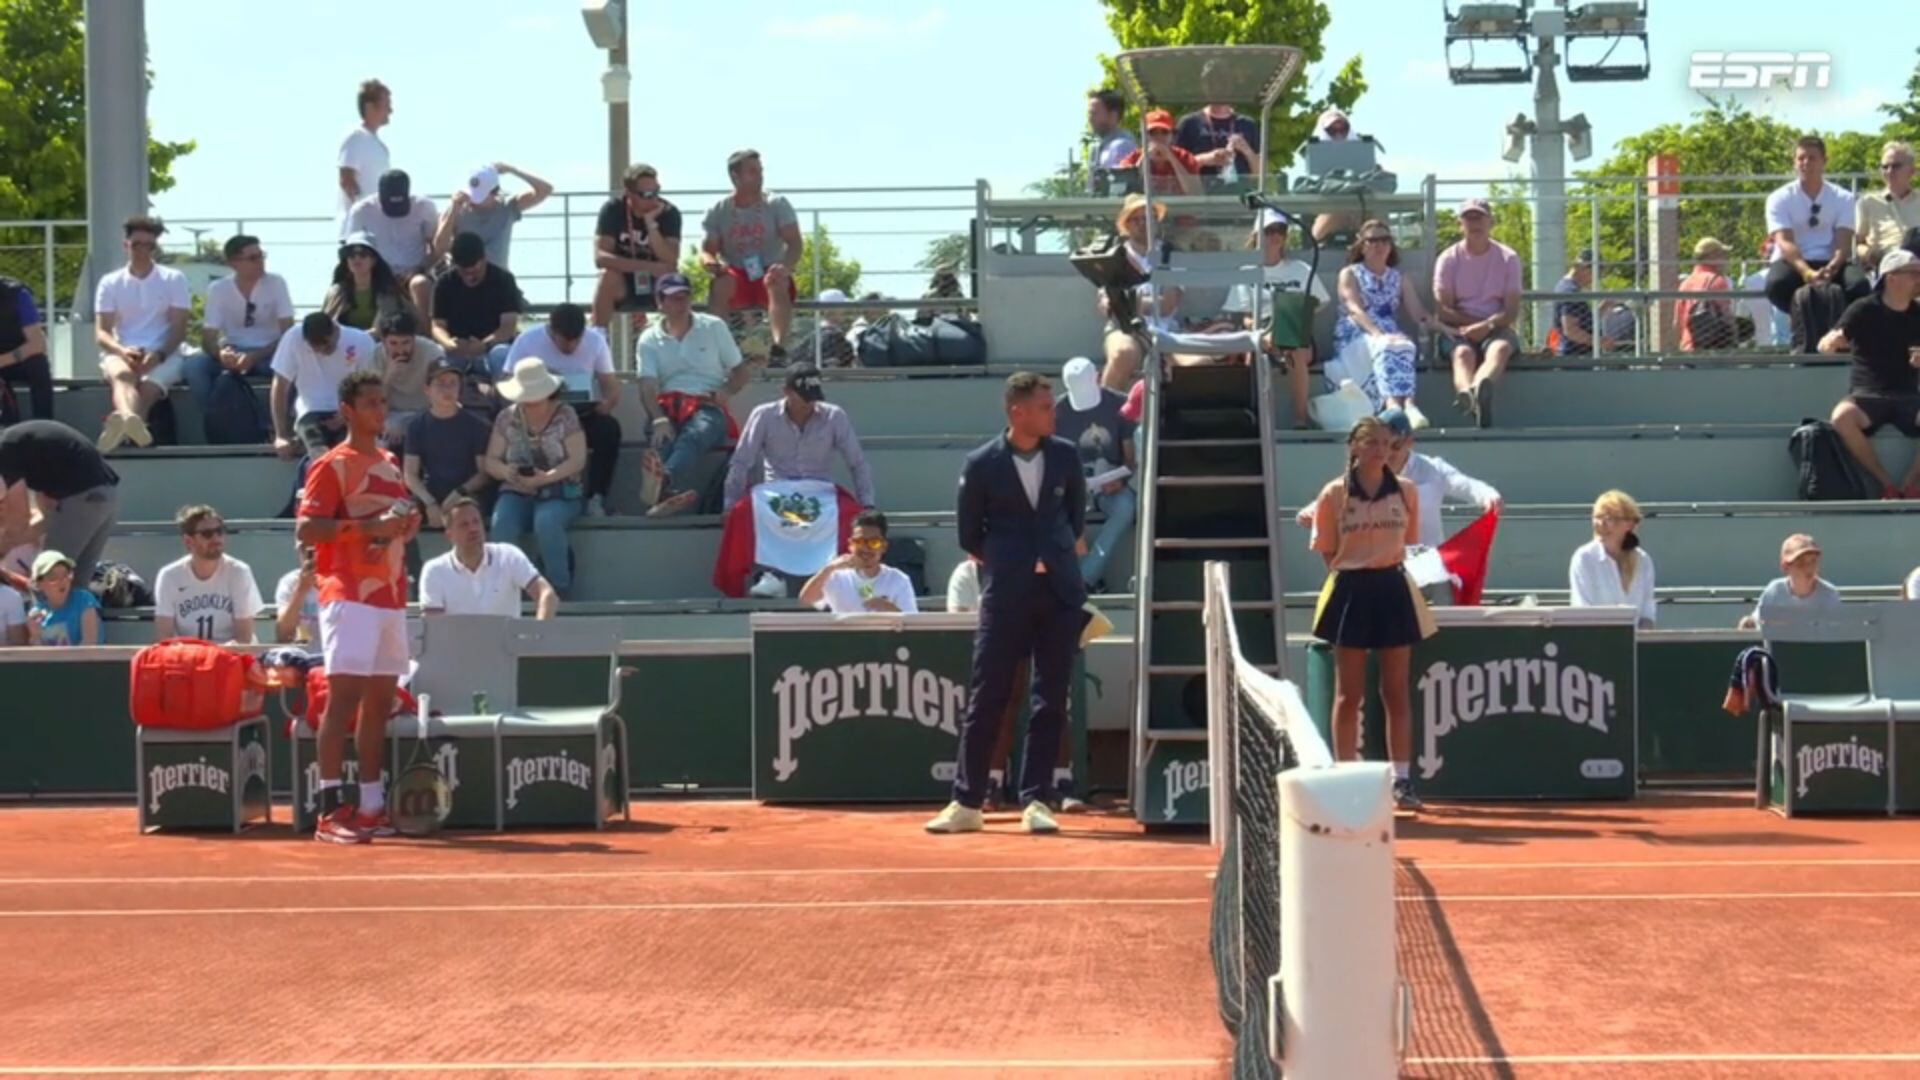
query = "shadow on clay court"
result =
(1395, 819, 1602, 846)
(1396, 860, 1517, 1080)
(1621, 827, 1860, 848)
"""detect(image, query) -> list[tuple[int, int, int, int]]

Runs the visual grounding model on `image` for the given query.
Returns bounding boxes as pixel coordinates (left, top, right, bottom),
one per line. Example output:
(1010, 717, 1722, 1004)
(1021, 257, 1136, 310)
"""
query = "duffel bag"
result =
(130, 639, 265, 730)
(297, 668, 423, 735)
(856, 314, 987, 367)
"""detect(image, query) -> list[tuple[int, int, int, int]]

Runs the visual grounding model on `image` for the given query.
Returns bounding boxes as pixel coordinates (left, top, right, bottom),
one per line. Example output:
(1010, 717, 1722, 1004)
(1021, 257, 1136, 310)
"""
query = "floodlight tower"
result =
(1442, 0, 1648, 289)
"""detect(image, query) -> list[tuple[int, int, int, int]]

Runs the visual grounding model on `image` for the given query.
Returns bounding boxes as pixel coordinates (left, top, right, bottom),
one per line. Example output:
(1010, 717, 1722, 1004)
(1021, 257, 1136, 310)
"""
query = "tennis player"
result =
(296, 369, 421, 844)
(1307, 415, 1435, 811)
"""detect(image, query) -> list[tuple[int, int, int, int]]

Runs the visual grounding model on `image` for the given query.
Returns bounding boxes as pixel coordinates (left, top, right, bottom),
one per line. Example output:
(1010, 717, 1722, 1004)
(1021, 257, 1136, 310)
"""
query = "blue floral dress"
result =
(1330, 263, 1418, 407)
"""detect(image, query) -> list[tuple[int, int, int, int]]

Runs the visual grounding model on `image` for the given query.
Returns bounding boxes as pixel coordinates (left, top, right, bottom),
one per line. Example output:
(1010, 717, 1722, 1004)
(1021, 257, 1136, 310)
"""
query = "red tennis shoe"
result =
(314, 805, 372, 845)
(352, 808, 397, 838)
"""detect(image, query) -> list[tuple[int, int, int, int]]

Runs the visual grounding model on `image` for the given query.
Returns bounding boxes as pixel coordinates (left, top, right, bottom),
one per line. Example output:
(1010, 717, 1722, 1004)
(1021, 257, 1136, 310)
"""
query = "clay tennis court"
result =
(1, 793, 1917, 1078)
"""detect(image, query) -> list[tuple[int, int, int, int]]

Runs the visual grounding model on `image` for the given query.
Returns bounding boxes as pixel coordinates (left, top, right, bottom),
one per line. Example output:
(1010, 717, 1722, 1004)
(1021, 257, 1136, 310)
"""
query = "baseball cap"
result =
(1378, 408, 1414, 438)
(1062, 357, 1101, 413)
(1460, 197, 1493, 218)
(817, 288, 849, 305)
(1780, 533, 1821, 566)
(1880, 248, 1920, 276)
(426, 357, 465, 383)
(377, 170, 412, 218)
(1573, 248, 1595, 265)
(31, 549, 73, 581)
(1694, 236, 1729, 260)
(784, 363, 825, 402)
(466, 165, 500, 204)
(1258, 208, 1289, 233)
(450, 232, 487, 268)
(1144, 109, 1175, 132)
(657, 273, 692, 297)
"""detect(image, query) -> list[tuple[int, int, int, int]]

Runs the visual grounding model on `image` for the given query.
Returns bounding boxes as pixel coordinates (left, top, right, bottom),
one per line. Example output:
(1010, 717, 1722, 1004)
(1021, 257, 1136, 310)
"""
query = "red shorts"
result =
(721, 265, 797, 311)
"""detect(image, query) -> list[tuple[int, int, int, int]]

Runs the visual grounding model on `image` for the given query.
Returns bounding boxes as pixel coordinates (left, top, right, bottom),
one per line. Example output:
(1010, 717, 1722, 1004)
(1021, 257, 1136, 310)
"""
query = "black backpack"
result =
(1788, 418, 1870, 501)
(200, 371, 271, 445)
(883, 536, 929, 597)
(90, 561, 155, 609)
(1685, 297, 1737, 352)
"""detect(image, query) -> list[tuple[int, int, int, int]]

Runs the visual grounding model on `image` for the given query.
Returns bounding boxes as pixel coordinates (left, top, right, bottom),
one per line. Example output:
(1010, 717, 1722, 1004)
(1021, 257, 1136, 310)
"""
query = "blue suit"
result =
(951, 432, 1089, 808)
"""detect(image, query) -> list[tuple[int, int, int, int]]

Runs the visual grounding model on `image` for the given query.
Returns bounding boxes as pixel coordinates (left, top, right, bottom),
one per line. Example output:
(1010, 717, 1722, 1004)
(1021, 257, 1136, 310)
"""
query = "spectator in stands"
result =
(591, 163, 682, 332)
(372, 311, 446, 445)
(1434, 198, 1523, 427)
(1907, 565, 1920, 600)
(1738, 533, 1842, 631)
(484, 358, 588, 597)
(505, 303, 619, 517)
(1855, 142, 1920, 273)
(1086, 89, 1137, 192)
(0, 420, 120, 590)
(1223, 211, 1330, 428)
(703, 149, 804, 357)
(24, 550, 100, 647)
(1745, 239, 1791, 347)
(270, 313, 378, 462)
(1763, 136, 1868, 321)
(433, 162, 552, 272)
(273, 542, 320, 645)
(420, 494, 560, 619)
(0, 565, 26, 645)
(94, 215, 195, 452)
(1552, 249, 1611, 356)
(403, 358, 494, 530)
(799, 509, 918, 614)
(1816, 249, 1920, 499)
(323, 233, 414, 333)
(1570, 489, 1656, 628)
(638, 273, 748, 518)
(0, 274, 52, 422)
(346, 169, 439, 317)
(1056, 358, 1134, 592)
(1674, 238, 1736, 352)
(1116, 110, 1201, 197)
(1332, 219, 1437, 426)
(1310, 108, 1364, 242)
(336, 79, 391, 231)
(152, 504, 262, 644)
(796, 288, 858, 369)
(188, 235, 296, 443)
(1175, 102, 1259, 181)
(1097, 194, 1162, 393)
(432, 232, 525, 378)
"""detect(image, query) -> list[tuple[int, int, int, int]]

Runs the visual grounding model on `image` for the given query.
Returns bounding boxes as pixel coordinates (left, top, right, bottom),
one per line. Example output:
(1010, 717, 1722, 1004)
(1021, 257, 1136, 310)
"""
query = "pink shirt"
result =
(1435, 239, 1522, 321)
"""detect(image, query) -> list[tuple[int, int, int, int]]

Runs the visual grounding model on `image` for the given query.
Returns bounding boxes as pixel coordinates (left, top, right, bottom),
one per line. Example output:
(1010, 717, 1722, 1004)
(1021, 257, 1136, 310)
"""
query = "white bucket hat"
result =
(498, 357, 563, 403)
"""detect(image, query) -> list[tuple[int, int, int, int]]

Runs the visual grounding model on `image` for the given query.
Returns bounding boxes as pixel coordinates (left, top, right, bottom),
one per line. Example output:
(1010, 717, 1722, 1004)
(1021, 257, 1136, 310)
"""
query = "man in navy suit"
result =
(927, 372, 1088, 834)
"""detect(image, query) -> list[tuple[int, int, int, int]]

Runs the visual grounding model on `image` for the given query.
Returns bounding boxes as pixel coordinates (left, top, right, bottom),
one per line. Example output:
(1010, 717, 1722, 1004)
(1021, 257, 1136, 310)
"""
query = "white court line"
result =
(1410, 1052, 1920, 1066)
(0, 1059, 1225, 1075)
(1400, 890, 1920, 903)
(0, 865, 1215, 887)
(0, 897, 1208, 919)
(1404, 856, 1920, 872)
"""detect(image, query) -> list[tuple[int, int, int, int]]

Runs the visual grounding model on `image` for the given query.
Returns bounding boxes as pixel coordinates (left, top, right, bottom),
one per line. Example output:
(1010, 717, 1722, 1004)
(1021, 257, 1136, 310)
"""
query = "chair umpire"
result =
(926, 372, 1089, 835)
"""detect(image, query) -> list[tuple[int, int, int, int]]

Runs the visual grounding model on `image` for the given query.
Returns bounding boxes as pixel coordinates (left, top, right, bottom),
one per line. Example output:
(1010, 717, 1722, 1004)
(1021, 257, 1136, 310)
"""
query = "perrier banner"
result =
(1410, 608, 1638, 799)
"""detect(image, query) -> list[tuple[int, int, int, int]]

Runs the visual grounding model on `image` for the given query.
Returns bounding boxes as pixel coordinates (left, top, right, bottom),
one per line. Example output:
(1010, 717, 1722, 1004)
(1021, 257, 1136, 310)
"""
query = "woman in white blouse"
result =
(1569, 490, 1656, 628)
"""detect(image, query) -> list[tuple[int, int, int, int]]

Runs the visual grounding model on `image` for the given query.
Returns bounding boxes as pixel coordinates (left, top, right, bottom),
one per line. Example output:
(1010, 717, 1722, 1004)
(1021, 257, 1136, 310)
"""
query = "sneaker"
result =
(1453, 390, 1475, 422)
(123, 412, 153, 447)
(1021, 801, 1060, 834)
(314, 805, 372, 845)
(1392, 779, 1425, 813)
(1472, 382, 1493, 429)
(647, 490, 699, 518)
(352, 809, 397, 838)
(95, 413, 128, 453)
(584, 495, 609, 518)
(748, 571, 787, 599)
(1059, 794, 1090, 813)
(924, 801, 984, 834)
(1404, 403, 1430, 430)
(768, 343, 789, 366)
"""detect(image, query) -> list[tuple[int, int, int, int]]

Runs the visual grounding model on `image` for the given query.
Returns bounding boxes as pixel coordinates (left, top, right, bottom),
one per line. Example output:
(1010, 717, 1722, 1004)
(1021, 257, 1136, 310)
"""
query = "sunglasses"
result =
(629, 187, 661, 199)
(1362, 235, 1392, 244)
(1808, 202, 1821, 229)
(244, 300, 256, 328)
(346, 247, 375, 259)
(192, 526, 227, 539)
(850, 537, 887, 551)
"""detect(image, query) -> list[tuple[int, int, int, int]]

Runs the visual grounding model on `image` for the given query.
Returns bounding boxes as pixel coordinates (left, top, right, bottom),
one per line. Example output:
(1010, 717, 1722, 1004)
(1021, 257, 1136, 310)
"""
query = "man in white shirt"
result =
(337, 79, 392, 233)
(506, 303, 621, 517)
(1763, 135, 1870, 324)
(637, 274, 749, 516)
(94, 215, 197, 452)
(419, 495, 559, 617)
(152, 505, 263, 643)
(799, 509, 918, 615)
(186, 234, 295, 444)
(270, 313, 378, 461)
(1907, 565, 1920, 601)
(346, 169, 439, 317)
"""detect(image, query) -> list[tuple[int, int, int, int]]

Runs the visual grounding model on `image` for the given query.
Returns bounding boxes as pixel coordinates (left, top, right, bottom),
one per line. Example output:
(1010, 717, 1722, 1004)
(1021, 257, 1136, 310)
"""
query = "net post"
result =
(1205, 561, 1233, 848)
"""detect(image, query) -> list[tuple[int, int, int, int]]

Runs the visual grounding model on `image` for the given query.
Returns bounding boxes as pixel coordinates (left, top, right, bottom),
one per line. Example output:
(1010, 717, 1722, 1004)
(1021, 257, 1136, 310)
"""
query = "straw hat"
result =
(497, 357, 563, 403)
(1116, 192, 1165, 230)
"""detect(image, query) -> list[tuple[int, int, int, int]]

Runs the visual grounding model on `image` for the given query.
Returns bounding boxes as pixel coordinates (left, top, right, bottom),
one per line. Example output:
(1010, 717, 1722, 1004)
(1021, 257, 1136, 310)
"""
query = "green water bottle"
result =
(472, 691, 489, 716)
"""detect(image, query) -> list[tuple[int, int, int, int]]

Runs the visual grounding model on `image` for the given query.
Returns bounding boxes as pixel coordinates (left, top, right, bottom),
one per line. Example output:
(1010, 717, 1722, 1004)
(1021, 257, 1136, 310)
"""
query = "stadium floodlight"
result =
(1444, 1, 1533, 85)
(1565, 113, 1593, 161)
(1502, 114, 1534, 163)
(1567, 0, 1645, 33)
(580, 0, 624, 50)
(1447, 1, 1530, 36)
(1565, 0, 1649, 81)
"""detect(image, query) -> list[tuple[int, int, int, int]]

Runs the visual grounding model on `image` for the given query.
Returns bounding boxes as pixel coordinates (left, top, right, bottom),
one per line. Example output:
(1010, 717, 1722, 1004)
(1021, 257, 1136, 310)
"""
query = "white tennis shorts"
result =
(319, 600, 410, 678)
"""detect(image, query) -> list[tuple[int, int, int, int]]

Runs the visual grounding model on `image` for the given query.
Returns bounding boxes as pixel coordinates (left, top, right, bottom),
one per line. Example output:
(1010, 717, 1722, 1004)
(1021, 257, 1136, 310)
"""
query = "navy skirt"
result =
(1312, 566, 1434, 649)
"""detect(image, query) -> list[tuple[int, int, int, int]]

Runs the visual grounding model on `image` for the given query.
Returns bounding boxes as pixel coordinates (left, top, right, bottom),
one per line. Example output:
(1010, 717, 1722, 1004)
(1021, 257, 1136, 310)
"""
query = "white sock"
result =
(359, 780, 386, 813)
(1053, 767, 1073, 784)
(989, 768, 1004, 785)
(1393, 762, 1410, 782)
(317, 779, 342, 793)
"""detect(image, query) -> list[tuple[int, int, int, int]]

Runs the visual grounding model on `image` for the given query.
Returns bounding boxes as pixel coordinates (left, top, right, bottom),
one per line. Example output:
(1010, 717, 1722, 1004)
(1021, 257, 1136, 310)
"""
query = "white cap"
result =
(817, 288, 849, 304)
(466, 166, 501, 204)
(1062, 356, 1101, 413)
(1257, 208, 1288, 233)
(1881, 248, 1919, 276)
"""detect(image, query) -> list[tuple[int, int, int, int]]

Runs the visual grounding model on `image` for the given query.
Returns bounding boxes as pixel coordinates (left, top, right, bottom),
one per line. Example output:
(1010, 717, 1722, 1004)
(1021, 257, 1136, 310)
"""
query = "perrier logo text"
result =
(506, 750, 592, 809)
(1797, 736, 1885, 798)
(1417, 642, 1617, 779)
(148, 757, 231, 813)
(771, 648, 966, 781)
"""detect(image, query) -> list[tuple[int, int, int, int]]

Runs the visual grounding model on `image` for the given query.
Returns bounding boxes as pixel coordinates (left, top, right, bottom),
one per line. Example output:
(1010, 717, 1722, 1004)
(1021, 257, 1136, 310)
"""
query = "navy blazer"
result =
(956, 432, 1088, 609)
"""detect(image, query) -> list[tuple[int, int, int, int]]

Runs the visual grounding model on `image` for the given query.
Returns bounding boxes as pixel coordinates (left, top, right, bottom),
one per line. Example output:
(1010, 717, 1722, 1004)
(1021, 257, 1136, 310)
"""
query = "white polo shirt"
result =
(269, 323, 377, 416)
(1765, 180, 1857, 264)
(95, 264, 191, 351)
(420, 543, 541, 617)
(204, 273, 296, 352)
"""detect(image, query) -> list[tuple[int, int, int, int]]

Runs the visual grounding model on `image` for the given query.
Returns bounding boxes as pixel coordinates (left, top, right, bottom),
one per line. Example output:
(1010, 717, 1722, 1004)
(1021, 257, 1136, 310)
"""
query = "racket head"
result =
(390, 763, 452, 836)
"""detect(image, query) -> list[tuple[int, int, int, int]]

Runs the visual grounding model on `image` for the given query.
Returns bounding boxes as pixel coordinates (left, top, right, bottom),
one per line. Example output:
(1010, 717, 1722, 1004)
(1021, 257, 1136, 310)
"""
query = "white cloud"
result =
(765, 8, 949, 41)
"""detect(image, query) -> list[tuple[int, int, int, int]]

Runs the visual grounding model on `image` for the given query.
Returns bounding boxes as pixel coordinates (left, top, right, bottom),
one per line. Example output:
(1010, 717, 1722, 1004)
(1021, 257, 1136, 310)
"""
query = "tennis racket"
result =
(391, 692, 451, 836)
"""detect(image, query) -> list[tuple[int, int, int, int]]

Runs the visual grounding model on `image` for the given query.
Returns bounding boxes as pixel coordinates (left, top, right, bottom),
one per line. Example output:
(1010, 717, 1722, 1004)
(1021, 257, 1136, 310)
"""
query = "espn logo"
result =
(1687, 52, 1832, 91)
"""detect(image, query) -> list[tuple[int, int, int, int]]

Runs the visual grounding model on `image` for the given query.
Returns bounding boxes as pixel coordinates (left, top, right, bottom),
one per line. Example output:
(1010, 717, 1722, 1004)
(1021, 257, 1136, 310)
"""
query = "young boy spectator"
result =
(152, 504, 263, 644)
(1116, 110, 1202, 197)
(1816, 249, 1920, 498)
(592, 163, 682, 332)
(702, 150, 804, 355)
(402, 359, 495, 530)
(798, 510, 918, 615)
(433, 162, 553, 271)
(94, 215, 196, 451)
(1739, 533, 1842, 630)
(25, 550, 101, 647)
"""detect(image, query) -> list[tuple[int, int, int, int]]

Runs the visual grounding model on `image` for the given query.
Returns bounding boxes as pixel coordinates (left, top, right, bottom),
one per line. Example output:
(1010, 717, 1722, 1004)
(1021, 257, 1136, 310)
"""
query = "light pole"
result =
(582, 1, 632, 362)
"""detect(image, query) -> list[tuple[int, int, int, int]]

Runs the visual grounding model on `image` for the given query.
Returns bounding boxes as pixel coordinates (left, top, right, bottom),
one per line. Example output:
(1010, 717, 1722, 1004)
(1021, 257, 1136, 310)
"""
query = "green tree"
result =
(919, 231, 972, 276)
(1880, 47, 1920, 139)
(678, 223, 862, 302)
(1095, 0, 1367, 172)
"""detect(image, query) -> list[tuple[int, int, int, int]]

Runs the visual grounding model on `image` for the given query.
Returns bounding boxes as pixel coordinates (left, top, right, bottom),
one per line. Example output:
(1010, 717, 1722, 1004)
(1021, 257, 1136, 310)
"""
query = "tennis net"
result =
(1205, 561, 1334, 1080)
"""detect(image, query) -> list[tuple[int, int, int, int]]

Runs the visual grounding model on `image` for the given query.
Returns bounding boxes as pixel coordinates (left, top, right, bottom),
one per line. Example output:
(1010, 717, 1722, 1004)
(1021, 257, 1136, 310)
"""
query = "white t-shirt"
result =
(1906, 567, 1920, 601)
(269, 323, 377, 416)
(337, 124, 389, 218)
(1765, 180, 1857, 264)
(1223, 258, 1332, 315)
(0, 586, 25, 640)
(345, 195, 439, 273)
(505, 324, 614, 377)
(204, 273, 296, 352)
(946, 560, 981, 613)
(815, 565, 919, 615)
(274, 569, 320, 643)
(95, 264, 192, 351)
(153, 554, 264, 643)
(420, 544, 541, 617)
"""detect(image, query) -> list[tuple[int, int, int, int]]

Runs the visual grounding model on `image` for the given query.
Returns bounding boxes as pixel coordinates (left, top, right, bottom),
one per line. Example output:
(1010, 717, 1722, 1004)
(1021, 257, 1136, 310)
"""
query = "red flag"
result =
(712, 485, 863, 597)
(1437, 507, 1500, 606)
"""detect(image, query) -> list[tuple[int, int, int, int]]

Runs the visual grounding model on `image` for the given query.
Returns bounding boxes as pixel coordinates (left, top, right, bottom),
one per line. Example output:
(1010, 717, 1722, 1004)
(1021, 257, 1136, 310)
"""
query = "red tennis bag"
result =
(296, 669, 422, 735)
(129, 639, 266, 730)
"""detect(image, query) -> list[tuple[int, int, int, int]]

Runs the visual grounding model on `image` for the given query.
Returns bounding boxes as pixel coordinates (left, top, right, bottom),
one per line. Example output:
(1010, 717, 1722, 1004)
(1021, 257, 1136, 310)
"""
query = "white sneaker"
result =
(95, 413, 128, 453)
(123, 412, 153, 447)
(584, 495, 608, 518)
(1404, 403, 1430, 431)
(1021, 801, 1060, 834)
(748, 572, 787, 599)
(924, 801, 984, 834)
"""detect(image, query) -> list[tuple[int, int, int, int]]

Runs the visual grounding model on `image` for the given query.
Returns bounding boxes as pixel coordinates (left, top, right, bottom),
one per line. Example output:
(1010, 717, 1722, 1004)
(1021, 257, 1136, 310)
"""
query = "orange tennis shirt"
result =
(297, 442, 411, 610)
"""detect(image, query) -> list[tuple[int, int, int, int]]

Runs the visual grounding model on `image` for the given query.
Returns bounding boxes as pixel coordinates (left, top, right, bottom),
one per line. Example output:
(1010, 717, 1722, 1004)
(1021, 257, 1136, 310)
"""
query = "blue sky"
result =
(143, 0, 1907, 304)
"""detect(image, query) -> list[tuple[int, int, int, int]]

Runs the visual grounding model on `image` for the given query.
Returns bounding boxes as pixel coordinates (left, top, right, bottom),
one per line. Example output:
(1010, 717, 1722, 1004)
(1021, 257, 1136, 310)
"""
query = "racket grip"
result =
(417, 693, 431, 735)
